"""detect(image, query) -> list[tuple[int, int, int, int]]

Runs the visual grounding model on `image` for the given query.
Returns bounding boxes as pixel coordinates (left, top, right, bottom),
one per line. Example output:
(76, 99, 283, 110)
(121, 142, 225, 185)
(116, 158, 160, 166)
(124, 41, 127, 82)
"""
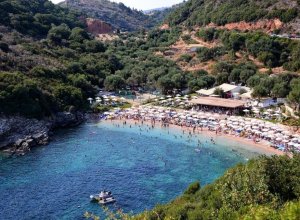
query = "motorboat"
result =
(90, 191, 116, 205)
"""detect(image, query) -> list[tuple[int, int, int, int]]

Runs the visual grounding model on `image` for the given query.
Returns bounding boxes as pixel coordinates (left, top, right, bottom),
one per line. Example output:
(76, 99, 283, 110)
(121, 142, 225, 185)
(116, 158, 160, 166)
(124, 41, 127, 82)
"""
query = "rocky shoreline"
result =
(0, 112, 84, 156)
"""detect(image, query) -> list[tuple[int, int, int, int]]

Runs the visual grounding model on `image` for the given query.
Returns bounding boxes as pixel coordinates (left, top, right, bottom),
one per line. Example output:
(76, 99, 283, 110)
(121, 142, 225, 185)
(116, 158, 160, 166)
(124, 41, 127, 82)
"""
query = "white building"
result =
(196, 83, 249, 98)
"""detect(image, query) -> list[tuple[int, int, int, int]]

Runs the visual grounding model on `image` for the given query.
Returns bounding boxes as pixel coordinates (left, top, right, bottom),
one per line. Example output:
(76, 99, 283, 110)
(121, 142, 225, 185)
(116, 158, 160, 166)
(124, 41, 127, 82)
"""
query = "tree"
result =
(229, 32, 245, 51)
(104, 75, 125, 91)
(197, 28, 217, 42)
(252, 85, 269, 100)
(52, 84, 84, 110)
(228, 69, 241, 83)
(85, 40, 106, 53)
(47, 24, 71, 45)
(214, 88, 225, 98)
(157, 76, 175, 94)
(271, 83, 289, 98)
(288, 78, 300, 111)
(216, 72, 229, 85)
(69, 27, 90, 43)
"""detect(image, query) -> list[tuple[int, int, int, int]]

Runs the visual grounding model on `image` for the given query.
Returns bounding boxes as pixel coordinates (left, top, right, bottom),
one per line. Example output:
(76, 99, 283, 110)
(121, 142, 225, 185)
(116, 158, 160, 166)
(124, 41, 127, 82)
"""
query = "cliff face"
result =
(86, 18, 114, 35)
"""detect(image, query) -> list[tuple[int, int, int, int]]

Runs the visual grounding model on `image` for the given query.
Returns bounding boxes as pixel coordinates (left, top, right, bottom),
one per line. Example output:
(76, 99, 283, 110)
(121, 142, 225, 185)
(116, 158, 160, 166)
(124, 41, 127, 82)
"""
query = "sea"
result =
(0, 121, 264, 219)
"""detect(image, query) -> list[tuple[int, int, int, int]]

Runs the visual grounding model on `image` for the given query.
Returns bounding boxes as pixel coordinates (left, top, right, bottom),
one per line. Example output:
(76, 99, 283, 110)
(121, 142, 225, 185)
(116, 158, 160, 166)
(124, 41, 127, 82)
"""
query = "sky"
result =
(50, 0, 184, 10)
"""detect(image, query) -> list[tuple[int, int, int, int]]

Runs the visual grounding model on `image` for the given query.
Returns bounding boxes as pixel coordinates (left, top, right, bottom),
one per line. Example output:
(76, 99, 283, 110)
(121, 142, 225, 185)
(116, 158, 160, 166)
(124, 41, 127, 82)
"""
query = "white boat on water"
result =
(90, 191, 116, 205)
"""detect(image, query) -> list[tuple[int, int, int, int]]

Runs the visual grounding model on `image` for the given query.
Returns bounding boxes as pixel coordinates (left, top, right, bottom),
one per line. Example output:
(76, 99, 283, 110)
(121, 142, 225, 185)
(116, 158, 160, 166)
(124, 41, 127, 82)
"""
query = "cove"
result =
(0, 121, 259, 219)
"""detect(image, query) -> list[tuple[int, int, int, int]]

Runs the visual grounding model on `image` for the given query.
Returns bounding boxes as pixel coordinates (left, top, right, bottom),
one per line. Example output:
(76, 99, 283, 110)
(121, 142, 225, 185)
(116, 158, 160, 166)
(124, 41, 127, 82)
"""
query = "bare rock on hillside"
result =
(86, 18, 114, 36)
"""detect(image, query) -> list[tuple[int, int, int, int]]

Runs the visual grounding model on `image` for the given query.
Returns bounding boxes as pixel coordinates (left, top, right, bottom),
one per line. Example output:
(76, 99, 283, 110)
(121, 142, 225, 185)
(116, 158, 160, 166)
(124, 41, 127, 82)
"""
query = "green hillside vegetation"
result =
(0, 0, 82, 37)
(133, 154, 300, 220)
(0, 23, 115, 117)
(190, 29, 300, 105)
(0, 1, 182, 118)
(195, 27, 300, 69)
(60, 0, 173, 31)
(0, 0, 300, 118)
(166, 0, 299, 29)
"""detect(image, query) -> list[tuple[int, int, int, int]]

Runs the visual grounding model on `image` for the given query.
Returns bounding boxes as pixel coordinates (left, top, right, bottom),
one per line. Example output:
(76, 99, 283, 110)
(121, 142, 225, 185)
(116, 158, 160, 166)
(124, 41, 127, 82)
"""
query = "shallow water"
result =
(0, 121, 261, 219)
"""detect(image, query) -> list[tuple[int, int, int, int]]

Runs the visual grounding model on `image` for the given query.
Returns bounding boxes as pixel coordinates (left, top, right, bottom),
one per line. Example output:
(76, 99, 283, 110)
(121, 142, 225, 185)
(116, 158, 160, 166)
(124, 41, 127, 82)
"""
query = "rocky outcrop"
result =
(0, 112, 85, 156)
(53, 112, 84, 128)
(0, 117, 51, 155)
(86, 18, 114, 36)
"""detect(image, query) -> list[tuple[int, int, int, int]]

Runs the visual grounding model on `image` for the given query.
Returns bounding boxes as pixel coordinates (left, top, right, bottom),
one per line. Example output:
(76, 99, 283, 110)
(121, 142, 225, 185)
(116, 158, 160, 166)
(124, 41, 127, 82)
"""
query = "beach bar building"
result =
(190, 96, 246, 113)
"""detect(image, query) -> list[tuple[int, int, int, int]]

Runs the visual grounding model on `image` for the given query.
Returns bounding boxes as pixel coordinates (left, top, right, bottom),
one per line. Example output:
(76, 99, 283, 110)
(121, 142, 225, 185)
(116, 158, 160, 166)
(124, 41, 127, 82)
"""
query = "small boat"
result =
(90, 191, 116, 205)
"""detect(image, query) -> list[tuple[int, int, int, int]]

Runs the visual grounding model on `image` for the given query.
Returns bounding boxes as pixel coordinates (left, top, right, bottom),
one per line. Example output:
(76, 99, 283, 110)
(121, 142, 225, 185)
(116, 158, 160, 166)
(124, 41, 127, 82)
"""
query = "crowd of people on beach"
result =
(101, 106, 300, 154)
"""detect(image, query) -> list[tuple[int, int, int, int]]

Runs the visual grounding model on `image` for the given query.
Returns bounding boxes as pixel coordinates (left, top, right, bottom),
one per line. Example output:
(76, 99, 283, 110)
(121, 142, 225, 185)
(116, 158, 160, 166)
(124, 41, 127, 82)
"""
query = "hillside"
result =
(59, 0, 172, 31)
(0, 0, 83, 37)
(133, 155, 300, 219)
(0, 0, 119, 117)
(0, 0, 184, 118)
(166, 0, 300, 34)
(0, 0, 300, 118)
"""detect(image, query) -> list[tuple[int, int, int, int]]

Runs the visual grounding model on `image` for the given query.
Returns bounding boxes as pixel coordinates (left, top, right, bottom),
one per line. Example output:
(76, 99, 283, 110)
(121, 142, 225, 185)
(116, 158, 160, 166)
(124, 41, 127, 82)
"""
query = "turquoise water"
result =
(0, 121, 258, 219)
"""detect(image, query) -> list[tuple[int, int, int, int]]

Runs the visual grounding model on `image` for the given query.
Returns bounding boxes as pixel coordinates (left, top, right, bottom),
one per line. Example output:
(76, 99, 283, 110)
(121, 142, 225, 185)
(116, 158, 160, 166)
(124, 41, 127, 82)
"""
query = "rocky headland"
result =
(0, 112, 84, 156)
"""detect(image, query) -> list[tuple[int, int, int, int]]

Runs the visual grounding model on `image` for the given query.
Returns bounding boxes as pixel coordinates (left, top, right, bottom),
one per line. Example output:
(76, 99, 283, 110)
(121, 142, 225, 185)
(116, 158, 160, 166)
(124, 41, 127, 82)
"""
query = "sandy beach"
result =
(103, 117, 284, 156)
